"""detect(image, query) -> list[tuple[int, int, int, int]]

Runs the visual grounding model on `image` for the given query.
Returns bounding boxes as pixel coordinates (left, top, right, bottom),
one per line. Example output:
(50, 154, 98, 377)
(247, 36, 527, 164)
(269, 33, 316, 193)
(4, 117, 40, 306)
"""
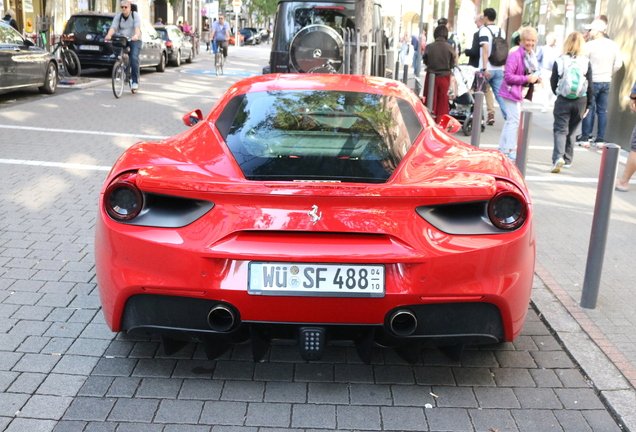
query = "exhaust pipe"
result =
(389, 309, 417, 336)
(207, 305, 236, 332)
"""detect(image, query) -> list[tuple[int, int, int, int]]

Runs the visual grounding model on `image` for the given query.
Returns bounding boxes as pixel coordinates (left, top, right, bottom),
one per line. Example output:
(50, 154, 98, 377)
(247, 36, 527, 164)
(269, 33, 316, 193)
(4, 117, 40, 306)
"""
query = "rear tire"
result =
(186, 48, 194, 63)
(173, 49, 181, 67)
(38, 61, 58, 94)
(112, 61, 125, 98)
(462, 116, 472, 136)
(62, 49, 81, 77)
(156, 52, 166, 72)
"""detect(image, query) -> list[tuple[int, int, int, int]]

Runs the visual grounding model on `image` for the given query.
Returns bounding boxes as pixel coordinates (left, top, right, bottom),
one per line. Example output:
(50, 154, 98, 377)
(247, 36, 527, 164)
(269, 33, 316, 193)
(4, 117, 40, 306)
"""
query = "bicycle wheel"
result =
(62, 48, 81, 77)
(215, 52, 221, 76)
(112, 61, 125, 98)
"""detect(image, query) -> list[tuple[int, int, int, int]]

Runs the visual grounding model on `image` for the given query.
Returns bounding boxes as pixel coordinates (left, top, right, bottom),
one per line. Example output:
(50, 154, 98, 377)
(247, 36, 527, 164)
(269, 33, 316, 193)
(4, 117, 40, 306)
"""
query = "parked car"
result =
(63, 12, 167, 72)
(238, 28, 257, 45)
(264, 0, 385, 75)
(154, 24, 194, 67)
(0, 21, 57, 95)
(95, 73, 535, 364)
(229, 32, 244, 46)
(243, 27, 261, 44)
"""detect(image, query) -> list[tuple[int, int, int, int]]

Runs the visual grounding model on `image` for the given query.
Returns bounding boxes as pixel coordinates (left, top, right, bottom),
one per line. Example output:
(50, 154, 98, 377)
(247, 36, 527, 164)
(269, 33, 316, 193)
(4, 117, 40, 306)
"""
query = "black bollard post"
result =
(470, 91, 484, 148)
(426, 73, 435, 113)
(395, 60, 400, 81)
(402, 65, 409, 85)
(515, 111, 532, 177)
(580, 144, 620, 309)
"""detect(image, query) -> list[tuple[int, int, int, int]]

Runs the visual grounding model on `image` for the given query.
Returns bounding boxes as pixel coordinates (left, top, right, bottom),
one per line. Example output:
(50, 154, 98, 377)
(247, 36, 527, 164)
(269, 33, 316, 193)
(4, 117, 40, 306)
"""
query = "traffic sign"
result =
(232, 0, 242, 7)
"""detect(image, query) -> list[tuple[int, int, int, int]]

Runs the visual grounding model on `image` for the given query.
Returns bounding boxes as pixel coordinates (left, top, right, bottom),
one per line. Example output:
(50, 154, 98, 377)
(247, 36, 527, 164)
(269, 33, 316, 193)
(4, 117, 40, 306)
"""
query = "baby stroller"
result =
(448, 65, 485, 136)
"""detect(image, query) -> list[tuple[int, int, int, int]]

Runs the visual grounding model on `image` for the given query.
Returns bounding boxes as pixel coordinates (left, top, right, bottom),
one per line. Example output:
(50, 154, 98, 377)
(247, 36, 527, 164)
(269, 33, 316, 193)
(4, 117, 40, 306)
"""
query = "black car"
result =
(239, 28, 258, 45)
(154, 25, 194, 67)
(0, 21, 57, 95)
(265, 0, 384, 75)
(243, 27, 261, 44)
(64, 12, 167, 72)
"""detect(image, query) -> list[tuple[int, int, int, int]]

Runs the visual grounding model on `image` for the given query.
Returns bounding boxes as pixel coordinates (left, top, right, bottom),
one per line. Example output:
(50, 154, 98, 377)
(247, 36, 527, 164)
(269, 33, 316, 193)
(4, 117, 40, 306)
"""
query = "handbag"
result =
(472, 71, 487, 93)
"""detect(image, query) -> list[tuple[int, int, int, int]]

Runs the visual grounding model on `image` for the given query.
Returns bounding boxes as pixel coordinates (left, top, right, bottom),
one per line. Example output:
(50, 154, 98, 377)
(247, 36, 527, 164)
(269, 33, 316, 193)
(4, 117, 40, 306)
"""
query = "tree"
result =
(354, 0, 373, 75)
(250, 0, 278, 24)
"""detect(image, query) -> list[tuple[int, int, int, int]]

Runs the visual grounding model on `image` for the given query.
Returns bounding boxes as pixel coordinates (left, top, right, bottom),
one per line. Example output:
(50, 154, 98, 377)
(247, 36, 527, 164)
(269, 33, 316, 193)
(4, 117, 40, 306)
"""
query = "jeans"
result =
(487, 69, 507, 120)
(499, 98, 521, 160)
(581, 81, 610, 140)
(552, 96, 586, 164)
(128, 40, 142, 85)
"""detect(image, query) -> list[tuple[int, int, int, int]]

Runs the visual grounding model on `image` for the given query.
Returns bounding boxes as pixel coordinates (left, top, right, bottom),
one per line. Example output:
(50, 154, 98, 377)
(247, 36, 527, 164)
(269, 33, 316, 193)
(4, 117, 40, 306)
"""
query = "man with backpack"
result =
(479, 8, 507, 122)
(105, 0, 142, 92)
(576, 19, 622, 148)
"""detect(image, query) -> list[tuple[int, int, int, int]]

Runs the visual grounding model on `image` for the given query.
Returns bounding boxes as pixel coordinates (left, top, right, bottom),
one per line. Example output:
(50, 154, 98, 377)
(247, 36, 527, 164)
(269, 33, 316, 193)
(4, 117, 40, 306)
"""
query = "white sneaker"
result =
(551, 158, 565, 173)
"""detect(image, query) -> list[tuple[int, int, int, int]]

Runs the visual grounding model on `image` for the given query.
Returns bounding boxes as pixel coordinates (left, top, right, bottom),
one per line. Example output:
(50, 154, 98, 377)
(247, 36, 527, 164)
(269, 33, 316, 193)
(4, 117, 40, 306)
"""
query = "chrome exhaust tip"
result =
(207, 305, 236, 332)
(389, 309, 418, 336)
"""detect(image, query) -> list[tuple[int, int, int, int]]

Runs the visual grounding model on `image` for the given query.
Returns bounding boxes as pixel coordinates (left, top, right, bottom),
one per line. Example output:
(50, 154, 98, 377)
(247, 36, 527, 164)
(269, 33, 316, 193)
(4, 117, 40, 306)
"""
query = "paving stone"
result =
(0, 392, 29, 416)
(529, 368, 563, 388)
(11, 305, 52, 320)
(221, 380, 265, 402)
(307, 382, 349, 404)
(42, 337, 75, 355)
(391, 384, 435, 407)
(468, 408, 519, 432)
(63, 397, 116, 422)
(163, 426, 211, 432)
(491, 368, 536, 387)
(474, 387, 521, 409)
(380, 406, 427, 431)
(107, 398, 159, 422)
(495, 350, 538, 368)
(17, 336, 50, 353)
(5, 418, 57, 432)
(531, 350, 575, 369)
(254, 362, 294, 382)
(413, 366, 456, 385)
(68, 309, 98, 323)
(245, 402, 292, 427)
(51, 354, 99, 376)
(172, 360, 216, 379)
(66, 338, 111, 357)
(512, 409, 562, 432)
(293, 363, 334, 382)
(452, 367, 496, 386)
(555, 368, 590, 387)
(199, 401, 247, 426)
(45, 308, 75, 323)
(17, 395, 73, 420)
(103, 340, 135, 357)
(105, 377, 141, 398)
(513, 387, 563, 409)
(554, 410, 593, 432)
(335, 405, 381, 430)
(77, 376, 114, 397)
(291, 404, 336, 429)
(0, 371, 19, 392)
(154, 399, 204, 424)
(91, 358, 137, 376)
(37, 373, 87, 396)
(36, 294, 75, 308)
(555, 388, 606, 410)
(264, 381, 307, 403)
(78, 323, 116, 340)
(131, 358, 177, 378)
(333, 363, 374, 383)
(349, 384, 392, 406)
(213, 361, 255, 380)
(460, 350, 499, 368)
(581, 410, 623, 432)
(373, 364, 416, 385)
(43, 322, 86, 338)
(425, 407, 473, 431)
(113, 423, 163, 432)
(178, 379, 223, 400)
(431, 386, 478, 408)
(12, 353, 60, 373)
(52, 420, 88, 432)
(8, 372, 46, 394)
(8, 320, 52, 337)
(136, 377, 183, 399)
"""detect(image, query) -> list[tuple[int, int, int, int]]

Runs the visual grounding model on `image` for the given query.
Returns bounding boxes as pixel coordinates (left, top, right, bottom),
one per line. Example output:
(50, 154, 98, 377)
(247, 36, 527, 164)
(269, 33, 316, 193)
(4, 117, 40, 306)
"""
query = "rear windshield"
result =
(66, 16, 113, 35)
(219, 90, 422, 183)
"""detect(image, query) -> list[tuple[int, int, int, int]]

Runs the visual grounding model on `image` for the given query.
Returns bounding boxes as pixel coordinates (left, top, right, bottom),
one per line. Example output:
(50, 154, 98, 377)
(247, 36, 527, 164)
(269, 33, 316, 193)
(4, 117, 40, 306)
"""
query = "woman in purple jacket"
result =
(498, 27, 542, 162)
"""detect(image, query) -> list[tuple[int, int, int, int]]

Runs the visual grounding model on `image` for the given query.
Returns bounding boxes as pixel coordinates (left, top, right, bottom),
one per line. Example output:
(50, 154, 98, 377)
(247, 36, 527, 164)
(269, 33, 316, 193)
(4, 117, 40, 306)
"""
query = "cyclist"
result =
(105, 0, 142, 92)
(211, 14, 230, 60)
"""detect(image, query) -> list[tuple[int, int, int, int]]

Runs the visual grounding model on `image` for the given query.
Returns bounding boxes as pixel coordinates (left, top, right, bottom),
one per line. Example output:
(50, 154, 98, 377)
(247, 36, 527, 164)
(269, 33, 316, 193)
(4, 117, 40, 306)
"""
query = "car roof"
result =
(69, 12, 116, 18)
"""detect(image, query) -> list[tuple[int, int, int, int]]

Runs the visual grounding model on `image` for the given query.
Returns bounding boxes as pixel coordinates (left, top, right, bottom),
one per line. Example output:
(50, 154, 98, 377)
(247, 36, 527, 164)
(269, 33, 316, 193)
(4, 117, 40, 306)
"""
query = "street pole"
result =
(414, 0, 425, 77)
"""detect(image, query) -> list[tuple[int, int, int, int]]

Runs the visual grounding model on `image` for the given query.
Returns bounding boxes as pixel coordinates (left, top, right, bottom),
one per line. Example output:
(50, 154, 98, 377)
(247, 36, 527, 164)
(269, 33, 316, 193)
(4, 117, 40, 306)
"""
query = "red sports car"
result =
(95, 74, 535, 363)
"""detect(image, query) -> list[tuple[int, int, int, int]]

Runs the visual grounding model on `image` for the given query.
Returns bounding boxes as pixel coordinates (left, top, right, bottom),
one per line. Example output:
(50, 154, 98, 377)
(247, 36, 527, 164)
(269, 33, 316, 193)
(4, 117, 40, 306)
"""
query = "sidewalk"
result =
(450, 95, 636, 431)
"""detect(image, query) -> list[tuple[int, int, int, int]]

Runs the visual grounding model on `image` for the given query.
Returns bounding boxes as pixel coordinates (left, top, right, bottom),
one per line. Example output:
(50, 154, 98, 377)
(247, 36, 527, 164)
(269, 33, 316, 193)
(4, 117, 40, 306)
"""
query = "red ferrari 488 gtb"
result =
(95, 74, 535, 363)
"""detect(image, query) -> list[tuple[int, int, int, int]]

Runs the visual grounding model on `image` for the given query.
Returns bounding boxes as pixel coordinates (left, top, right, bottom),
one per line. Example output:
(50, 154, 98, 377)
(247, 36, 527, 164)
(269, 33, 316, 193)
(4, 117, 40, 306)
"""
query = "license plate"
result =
(248, 262, 385, 297)
(79, 45, 100, 50)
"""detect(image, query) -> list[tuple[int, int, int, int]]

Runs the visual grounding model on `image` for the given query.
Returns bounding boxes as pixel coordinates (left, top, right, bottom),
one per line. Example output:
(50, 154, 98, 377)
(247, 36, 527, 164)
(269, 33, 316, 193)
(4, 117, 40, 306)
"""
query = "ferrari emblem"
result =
(307, 205, 322, 224)
(312, 49, 322, 58)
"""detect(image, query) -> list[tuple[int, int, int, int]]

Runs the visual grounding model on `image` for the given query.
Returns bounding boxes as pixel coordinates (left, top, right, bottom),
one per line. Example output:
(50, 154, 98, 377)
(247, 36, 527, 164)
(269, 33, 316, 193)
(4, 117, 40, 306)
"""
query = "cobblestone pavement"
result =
(0, 46, 626, 431)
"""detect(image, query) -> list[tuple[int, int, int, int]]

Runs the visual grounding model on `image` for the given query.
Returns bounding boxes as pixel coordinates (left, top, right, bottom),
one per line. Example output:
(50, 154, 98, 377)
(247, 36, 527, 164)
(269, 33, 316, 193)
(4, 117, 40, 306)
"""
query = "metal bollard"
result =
(395, 60, 400, 81)
(414, 78, 422, 97)
(580, 144, 620, 309)
(402, 65, 409, 85)
(426, 73, 435, 113)
(515, 111, 532, 177)
(470, 91, 484, 148)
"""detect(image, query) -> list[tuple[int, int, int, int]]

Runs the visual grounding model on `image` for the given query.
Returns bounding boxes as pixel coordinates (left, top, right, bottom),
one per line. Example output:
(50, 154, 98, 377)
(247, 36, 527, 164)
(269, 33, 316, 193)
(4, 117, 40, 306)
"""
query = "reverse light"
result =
(487, 181, 528, 230)
(165, 41, 173, 47)
(104, 172, 143, 221)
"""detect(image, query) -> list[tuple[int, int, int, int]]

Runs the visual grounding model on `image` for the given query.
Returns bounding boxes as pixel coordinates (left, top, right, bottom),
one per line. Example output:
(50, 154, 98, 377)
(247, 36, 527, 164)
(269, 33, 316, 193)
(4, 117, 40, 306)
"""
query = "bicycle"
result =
(46, 33, 81, 78)
(110, 35, 133, 98)
(214, 40, 228, 76)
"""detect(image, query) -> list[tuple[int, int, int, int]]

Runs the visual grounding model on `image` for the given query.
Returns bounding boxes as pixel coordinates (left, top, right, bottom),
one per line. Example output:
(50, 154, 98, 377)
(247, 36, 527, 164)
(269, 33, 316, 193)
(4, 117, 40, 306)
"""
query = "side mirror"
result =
(437, 114, 462, 134)
(182, 109, 204, 127)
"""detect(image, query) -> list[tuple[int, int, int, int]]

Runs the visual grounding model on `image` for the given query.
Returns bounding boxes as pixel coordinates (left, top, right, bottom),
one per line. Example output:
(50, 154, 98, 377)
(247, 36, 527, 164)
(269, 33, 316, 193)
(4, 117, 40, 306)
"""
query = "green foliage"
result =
(250, 0, 278, 21)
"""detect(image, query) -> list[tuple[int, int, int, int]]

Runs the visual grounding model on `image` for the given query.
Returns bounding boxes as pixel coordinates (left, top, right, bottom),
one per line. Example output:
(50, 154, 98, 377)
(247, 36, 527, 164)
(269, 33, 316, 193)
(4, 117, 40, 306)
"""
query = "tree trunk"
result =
(354, 0, 373, 75)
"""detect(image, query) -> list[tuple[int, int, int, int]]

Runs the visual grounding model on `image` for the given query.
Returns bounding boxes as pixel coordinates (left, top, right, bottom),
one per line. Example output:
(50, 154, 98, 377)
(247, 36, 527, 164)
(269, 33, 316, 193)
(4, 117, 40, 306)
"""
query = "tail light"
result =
(62, 33, 74, 42)
(165, 41, 173, 47)
(104, 172, 143, 221)
(487, 181, 528, 230)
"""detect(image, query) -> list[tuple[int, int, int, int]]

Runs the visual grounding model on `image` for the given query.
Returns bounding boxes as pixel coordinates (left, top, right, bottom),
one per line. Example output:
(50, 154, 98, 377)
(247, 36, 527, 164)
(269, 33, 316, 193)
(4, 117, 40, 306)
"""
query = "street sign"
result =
(232, 0, 242, 7)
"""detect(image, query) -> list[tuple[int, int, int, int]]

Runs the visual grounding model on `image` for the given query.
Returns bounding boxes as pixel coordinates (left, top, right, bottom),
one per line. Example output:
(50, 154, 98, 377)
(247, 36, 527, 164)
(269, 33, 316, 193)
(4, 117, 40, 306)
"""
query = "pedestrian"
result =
(537, 33, 559, 112)
(399, 31, 409, 65)
(576, 19, 622, 148)
(2, 8, 19, 31)
(154, 17, 163, 25)
(550, 31, 593, 173)
(479, 8, 508, 121)
(615, 80, 636, 192)
(437, 18, 461, 57)
(465, 14, 496, 125)
(423, 24, 456, 121)
(497, 26, 541, 162)
(202, 20, 211, 51)
(183, 20, 191, 35)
